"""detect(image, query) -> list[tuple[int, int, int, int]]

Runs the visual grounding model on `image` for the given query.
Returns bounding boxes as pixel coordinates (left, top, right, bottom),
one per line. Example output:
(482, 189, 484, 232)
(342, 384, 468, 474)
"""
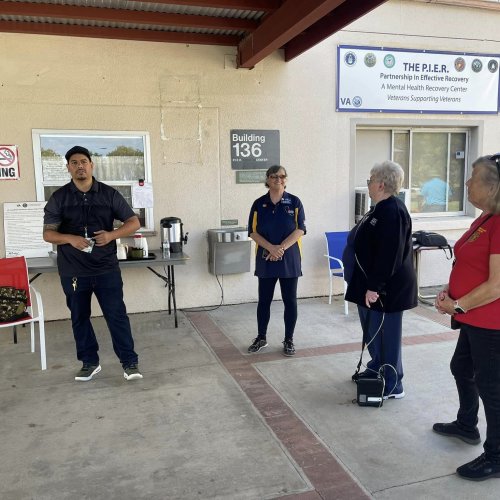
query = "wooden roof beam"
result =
(0, 1, 258, 32)
(237, 0, 345, 68)
(133, 0, 282, 12)
(284, 0, 388, 62)
(0, 20, 241, 46)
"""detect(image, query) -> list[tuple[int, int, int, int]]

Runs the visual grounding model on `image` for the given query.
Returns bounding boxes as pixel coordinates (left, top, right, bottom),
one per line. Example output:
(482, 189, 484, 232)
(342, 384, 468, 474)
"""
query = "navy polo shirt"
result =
(44, 178, 136, 277)
(248, 191, 306, 278)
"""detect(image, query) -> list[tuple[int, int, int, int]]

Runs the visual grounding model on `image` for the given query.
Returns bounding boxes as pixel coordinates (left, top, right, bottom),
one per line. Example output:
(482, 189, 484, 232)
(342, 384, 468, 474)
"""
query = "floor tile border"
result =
(186, 310, 371, 500)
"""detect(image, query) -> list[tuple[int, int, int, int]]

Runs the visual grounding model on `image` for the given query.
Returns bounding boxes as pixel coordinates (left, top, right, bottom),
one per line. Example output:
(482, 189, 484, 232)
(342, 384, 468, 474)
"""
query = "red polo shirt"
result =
(449, 213, 500, 330)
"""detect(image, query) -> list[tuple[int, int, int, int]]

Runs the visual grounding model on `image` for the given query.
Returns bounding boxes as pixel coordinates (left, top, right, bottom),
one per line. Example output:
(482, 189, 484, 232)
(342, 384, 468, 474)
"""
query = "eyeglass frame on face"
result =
(489, 153, 500, 180)
(269, 174, 287, 180)
(366, 177, 380, 186)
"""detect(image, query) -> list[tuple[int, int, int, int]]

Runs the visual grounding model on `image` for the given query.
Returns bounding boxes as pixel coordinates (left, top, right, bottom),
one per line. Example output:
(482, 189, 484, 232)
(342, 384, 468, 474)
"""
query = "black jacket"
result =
(345, 196, 417, 313)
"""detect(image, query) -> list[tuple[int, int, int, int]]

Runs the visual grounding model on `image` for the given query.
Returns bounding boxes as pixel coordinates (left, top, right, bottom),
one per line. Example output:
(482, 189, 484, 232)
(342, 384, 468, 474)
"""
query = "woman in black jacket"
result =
(345, 160, 417, 399)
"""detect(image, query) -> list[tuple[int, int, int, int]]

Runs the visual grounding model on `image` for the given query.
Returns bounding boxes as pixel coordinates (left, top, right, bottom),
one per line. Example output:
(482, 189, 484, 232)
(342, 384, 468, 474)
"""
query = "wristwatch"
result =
(453, 301, 466, 314)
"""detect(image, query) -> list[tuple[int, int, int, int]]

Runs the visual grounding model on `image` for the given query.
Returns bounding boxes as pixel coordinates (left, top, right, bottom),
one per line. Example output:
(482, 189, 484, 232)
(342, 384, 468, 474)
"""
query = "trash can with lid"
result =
(207, 227, 251, 275)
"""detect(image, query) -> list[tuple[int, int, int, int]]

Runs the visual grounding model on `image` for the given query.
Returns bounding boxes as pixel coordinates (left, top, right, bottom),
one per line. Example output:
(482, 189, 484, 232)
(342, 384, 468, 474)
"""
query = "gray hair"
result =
(472, 155, 500, 214)
(370, 160, 404, 195)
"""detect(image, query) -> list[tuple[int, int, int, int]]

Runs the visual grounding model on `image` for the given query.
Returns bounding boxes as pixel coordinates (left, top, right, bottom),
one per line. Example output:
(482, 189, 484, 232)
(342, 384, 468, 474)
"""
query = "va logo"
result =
(340, 96, 362, 107)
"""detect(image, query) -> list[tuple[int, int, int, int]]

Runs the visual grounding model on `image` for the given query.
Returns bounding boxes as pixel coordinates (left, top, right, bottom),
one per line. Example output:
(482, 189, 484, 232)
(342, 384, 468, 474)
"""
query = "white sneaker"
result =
(383, 390, 405, 400)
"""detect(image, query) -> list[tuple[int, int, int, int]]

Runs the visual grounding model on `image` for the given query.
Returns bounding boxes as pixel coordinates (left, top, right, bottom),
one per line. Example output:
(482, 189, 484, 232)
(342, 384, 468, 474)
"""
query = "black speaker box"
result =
(356, 377, 384, 407)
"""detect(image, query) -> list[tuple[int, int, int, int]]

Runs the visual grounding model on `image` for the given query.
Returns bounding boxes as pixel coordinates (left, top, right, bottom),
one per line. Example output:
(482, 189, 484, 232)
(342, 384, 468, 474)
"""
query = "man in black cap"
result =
(43, 145, 143, 381)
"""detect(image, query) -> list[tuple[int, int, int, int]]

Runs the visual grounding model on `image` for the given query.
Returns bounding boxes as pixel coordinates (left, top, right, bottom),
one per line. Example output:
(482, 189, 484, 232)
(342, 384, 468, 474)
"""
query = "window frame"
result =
(32, 129, 153, 231)
(356, 125, 470, 217)
(395, 127, 469, 217)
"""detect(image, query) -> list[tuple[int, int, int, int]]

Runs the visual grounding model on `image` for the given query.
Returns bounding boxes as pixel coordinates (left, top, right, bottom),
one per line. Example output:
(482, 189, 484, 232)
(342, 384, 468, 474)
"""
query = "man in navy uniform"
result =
(43, 146, 143, 382)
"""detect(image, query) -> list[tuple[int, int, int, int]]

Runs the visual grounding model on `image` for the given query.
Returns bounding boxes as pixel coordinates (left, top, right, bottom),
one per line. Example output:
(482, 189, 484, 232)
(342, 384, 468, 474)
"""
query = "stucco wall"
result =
(1, 0, 499, 320)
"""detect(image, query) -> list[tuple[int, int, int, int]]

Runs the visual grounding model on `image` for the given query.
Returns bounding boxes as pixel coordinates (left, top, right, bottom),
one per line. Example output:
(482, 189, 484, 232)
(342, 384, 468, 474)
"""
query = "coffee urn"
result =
(160, 217, 188, 254)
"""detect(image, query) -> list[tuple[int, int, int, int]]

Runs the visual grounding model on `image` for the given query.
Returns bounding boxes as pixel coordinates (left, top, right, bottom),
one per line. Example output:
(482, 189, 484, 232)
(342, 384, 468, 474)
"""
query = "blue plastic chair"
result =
(324, 231, 349, 315)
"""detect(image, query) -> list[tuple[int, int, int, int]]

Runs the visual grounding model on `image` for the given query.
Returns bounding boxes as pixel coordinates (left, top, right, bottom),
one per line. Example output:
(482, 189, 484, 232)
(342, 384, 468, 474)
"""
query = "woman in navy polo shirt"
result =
(247, 165, 306, 356)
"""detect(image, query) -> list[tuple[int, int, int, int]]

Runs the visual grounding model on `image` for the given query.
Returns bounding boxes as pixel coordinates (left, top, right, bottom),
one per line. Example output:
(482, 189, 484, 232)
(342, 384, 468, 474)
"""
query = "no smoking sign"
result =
(0, 145, 20, 180)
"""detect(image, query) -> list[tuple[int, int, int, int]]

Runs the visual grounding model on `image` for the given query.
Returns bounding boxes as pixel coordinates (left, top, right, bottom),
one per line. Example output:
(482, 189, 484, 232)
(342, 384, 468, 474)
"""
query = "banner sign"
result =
(0, 145, 20, 180)
(231, 130, 280, 170)
(337, 45, 500, 114)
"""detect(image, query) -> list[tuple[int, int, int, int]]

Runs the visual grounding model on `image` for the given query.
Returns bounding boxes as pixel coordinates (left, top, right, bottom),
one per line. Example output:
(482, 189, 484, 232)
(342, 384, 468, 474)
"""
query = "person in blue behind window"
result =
(247, 165, 306, 356)
(420, 175, 452, 212)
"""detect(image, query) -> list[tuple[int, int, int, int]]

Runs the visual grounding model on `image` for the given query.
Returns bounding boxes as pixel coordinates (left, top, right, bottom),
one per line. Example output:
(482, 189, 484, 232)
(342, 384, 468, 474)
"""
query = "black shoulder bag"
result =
(412, 230, 453, 259)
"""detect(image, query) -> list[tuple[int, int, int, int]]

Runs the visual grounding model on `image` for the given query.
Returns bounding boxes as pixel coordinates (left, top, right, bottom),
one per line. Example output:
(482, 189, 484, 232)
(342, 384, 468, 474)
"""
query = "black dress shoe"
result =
(432, 420, 481, 445)
(457, 453, 500, 481)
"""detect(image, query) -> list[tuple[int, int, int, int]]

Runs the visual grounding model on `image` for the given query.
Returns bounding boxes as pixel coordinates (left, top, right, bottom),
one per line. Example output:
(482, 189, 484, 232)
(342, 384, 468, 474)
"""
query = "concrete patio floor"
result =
(1, 296, 498, 499)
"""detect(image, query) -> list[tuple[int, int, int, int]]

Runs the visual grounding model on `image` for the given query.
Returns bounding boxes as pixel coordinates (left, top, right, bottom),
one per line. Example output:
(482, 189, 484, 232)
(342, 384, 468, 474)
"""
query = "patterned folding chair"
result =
(0, 256, 46, 370)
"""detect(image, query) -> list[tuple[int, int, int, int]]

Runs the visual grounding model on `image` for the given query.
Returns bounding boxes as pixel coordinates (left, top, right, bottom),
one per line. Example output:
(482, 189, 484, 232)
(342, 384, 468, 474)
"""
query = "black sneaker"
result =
(282, 339, 296, 356)
(433, 420, 481, 445)
(123, 363, 143, 381)
(456, 453, 500, 481)
(75, 363, 101, 382)
(248, 338, 268, 353)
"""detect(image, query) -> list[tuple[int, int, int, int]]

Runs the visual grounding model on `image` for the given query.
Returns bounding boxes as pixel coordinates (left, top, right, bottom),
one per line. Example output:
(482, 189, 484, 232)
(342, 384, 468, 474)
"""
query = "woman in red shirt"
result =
(434, 154, 500, 481)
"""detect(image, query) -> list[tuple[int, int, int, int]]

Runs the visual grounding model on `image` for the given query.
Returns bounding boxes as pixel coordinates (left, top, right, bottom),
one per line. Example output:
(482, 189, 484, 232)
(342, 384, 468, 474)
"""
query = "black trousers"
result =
(257, 277, 298, 340)
(61, 271, 138, 367)
(451, 323, 500, 462)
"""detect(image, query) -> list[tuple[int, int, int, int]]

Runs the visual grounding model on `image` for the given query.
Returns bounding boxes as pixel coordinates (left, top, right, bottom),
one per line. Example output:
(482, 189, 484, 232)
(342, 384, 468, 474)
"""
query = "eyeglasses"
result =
(269, 174, 287, 180)
(489, 153, 500, 179)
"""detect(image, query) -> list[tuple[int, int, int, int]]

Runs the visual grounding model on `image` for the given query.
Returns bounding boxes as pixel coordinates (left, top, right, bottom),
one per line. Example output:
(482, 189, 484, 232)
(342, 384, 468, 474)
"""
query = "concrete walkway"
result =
(0, 297, 497, 499)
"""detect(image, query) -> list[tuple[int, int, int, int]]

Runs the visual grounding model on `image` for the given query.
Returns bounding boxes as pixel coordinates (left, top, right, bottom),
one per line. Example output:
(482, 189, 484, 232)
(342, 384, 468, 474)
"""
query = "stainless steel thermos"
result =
(160, 217, 188, 254)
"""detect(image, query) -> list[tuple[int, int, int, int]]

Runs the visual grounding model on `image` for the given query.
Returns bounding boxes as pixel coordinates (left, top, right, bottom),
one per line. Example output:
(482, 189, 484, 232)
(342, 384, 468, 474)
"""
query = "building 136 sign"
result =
(230, 130, 280, 170)
(0, 145, 20, 180)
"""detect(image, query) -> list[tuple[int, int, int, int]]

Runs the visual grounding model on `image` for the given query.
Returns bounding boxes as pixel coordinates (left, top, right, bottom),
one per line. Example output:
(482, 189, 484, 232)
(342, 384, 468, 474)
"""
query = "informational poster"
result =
(0, 145, 20, 180)
(337, 45, 500, 114)
(3, 202, 53, 258)
(230, 130, 280, 170)
(132, 182, 153, 208)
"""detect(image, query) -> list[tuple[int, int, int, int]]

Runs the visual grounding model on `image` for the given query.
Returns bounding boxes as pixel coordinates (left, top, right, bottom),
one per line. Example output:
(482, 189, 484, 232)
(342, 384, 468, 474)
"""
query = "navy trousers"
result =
(357, 305, 404, 395)
(451, 324, 500, 462)
(257, 277, 298, 340)
(61, 270, 138, 367)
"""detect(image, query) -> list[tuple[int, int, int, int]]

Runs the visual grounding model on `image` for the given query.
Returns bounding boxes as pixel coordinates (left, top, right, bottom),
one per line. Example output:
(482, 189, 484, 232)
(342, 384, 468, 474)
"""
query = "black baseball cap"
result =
(65, 146, 92, 163)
